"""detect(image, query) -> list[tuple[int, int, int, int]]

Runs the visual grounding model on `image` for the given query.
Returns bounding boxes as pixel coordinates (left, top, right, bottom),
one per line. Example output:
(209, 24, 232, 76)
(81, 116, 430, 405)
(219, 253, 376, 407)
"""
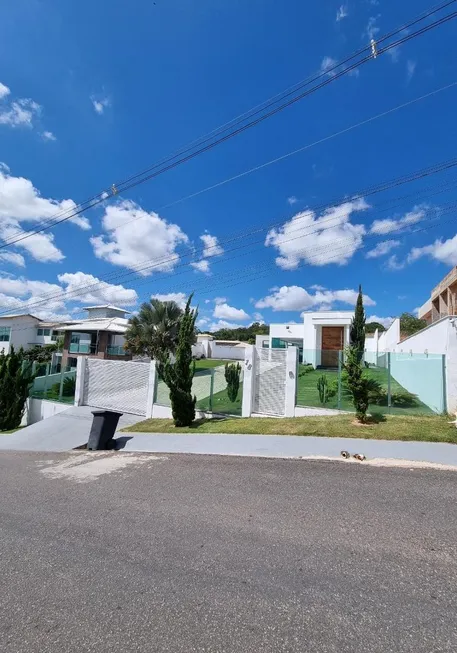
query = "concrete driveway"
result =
(0, 406, 140, 452)
(1, 452, 456, 652)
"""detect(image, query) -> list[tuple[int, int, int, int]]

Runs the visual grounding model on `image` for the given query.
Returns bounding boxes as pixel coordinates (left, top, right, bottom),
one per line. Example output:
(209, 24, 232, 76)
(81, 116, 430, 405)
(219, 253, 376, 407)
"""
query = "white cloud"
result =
(57, 271, 138, 306)
(366, 315, 394, 329)
(336, 4, 348, 21)
(370, 205, 428, 235)
(0, 166, 90, 262)
(365, 239, 400, 259)
(265, 198, 368, 269)
(406, 59, 416, 82)
(320, 56, 338, 77)
(407, 234, 457, 267)
(190, 232, 224, 274)
(209, 320, 245, 332)
(214, 297, 227, 305)
(0, 251, 25, 267)
(91, 200, 188, 274)
(0, 82, 10, 100)
(42, 130, 56, 142)
(200, 233, 224, 258)
(255, 285, 375, 312)
(0, 271, 138, 320)
(253, 312, 264, 322)
(191, 259, 210, 274)
(0, 98, 41, 128)
(150, 292, 187, 308)
(310, 284, 326, 291)
(287, 196, 298, 206)
(91, 96, 111, 115)
(213, 303, 250, 321)
(0, 226, 64, 262)
(386, 255, 406, 271)
(365, 15, 380, 40)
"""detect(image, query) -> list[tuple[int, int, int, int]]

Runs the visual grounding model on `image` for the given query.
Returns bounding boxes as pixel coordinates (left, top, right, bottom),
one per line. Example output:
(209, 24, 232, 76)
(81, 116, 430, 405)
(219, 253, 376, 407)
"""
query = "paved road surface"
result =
(1, 451, 456, 652)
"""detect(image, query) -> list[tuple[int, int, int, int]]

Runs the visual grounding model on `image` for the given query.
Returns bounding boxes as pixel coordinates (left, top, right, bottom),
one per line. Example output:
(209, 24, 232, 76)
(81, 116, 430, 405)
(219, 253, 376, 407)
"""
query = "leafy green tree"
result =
(210, 322, 269, 344)
(158, 296, 198, 427)
(125, 298, 184, 364)
(365, 321, 386, 334)
(23, 344, 58, 363)
(350, 285, 366, 361)
(0, 347, 35, 431)
(224, 362, 241, 402)
(400, 312, 427, 337)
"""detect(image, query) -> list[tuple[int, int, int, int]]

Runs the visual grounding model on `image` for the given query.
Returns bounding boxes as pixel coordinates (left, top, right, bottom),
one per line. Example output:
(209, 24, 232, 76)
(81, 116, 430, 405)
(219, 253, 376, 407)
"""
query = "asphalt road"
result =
(1, 451, 456, 653)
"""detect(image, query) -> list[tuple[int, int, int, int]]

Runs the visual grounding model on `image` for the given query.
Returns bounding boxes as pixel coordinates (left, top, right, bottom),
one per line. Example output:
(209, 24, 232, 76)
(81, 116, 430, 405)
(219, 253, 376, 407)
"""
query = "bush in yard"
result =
(299, 364, 314, 376)
(224, 362, 241, 402)
(158, 295, 198, 427)
(0, 347, 35, 431)
(317, 374, 329, 405)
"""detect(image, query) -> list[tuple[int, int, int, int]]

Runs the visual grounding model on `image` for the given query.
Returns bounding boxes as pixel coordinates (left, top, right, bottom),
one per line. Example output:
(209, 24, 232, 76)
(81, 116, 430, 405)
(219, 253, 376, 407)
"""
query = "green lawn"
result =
(123, 414, 457, 444)
(194, 359, 226, 370)
(297, 366, 434, 416)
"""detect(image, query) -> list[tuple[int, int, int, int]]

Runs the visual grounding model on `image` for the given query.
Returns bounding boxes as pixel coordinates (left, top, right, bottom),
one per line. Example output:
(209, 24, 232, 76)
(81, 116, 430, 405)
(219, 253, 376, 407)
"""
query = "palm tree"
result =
(124, 299, 184, 364)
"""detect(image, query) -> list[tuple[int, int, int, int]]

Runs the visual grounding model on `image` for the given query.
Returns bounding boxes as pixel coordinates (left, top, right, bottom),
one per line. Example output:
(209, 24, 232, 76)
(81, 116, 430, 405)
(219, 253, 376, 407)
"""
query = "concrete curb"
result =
(117, 432, 457, 469)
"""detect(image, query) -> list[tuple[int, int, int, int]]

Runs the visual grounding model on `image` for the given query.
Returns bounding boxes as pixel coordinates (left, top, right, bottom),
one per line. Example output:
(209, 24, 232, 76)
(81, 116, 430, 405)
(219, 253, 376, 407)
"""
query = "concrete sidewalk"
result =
(117, 432, 457, 469)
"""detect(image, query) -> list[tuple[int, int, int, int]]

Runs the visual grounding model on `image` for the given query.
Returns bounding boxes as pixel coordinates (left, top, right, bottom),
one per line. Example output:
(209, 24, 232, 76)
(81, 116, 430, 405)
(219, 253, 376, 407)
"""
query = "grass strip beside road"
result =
(124, 415, 457, 444)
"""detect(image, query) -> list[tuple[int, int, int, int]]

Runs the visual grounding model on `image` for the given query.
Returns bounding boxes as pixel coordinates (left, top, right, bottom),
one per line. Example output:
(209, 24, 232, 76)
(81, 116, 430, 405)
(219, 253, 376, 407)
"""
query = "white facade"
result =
(0, 315, 41, 355)
(260, 312, 353, 367)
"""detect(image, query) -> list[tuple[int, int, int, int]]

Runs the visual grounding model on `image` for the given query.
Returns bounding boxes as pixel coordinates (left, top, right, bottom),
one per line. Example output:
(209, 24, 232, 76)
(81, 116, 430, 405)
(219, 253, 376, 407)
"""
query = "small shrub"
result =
(62, 376, 76, 396)
(299, 365, 314, 376)
(327, 378, 339, 399)
(317, 375, 329, 405)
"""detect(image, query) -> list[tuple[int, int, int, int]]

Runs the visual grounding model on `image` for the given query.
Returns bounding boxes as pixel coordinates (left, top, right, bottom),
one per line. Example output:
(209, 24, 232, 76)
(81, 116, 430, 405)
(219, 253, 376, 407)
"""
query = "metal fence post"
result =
(337, 350, 342, 410)
(387, 352, 392, 414)
(442, 354, 448, 414)
(209, 369, 214, 413)
(58, 368, 65, 402)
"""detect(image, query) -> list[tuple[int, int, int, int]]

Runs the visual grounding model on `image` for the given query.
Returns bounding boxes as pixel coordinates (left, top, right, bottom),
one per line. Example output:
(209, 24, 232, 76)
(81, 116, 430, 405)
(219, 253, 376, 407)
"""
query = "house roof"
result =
(83, 305, 130, 313)
(59, 317, 129, 333)
(0, 313, 40, 320)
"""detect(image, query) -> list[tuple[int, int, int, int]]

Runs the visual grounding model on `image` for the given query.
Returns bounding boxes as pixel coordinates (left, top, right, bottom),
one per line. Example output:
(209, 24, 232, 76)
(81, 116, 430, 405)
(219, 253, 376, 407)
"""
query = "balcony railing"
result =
(69, 343, 94, 354)
(107, 345, 126, 356)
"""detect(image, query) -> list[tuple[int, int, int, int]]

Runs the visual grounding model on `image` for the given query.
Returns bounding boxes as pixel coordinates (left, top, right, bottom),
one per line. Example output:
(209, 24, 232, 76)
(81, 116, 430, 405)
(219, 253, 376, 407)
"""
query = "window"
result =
(37, 328, 51, 336)
(51, 330, 60, 342)
(37, 328, 43, 336)
(0, 326, 10, 342)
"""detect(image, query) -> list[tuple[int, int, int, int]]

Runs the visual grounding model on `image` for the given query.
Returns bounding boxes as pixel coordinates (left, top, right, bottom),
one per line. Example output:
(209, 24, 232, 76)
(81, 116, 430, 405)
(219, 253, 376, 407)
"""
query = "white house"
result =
(256, 311, 353, 367)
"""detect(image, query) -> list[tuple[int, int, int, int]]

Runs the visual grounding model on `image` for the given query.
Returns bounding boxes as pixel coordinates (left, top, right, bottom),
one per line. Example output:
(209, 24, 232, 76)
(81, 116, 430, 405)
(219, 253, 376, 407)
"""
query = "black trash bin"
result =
(87, 410, 123, 451)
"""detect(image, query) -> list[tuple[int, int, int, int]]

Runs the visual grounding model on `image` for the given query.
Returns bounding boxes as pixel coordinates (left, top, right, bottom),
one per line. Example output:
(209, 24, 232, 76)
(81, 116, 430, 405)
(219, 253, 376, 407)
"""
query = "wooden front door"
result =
(321, 327, 344, 367)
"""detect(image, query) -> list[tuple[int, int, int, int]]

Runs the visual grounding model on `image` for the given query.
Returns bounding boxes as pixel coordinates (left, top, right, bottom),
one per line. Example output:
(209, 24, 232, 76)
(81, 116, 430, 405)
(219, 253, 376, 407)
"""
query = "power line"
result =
(4, 206, 457, 335)
(1, 2, 456, 252)
(1, 157, 456, 317)
(2, 185, 456, 320)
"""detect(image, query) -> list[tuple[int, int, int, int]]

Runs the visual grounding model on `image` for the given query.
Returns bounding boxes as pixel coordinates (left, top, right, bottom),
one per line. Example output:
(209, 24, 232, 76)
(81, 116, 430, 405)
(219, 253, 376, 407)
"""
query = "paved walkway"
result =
(117, 432, 457, 468)
(0, 406, 139, 452)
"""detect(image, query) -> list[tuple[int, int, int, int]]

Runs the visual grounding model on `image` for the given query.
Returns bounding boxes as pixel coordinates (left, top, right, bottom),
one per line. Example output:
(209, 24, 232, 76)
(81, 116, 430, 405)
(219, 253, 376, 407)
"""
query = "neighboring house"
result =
(418, 267, 457, 324)
(0, 314, 72, 355)
(256, 311, 353, 367)
(192, 334, 248, 360)
(59, 305, 131, 367)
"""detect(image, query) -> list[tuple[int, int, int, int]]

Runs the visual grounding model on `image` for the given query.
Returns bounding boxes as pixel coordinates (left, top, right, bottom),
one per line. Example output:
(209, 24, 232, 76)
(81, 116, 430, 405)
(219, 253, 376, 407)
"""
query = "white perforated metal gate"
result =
(83, 359, 150, 416)
(253, 348, 287, 416)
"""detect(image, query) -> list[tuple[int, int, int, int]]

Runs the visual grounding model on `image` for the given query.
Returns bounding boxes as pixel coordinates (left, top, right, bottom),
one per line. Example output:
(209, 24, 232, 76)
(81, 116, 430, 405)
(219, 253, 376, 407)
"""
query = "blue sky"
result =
(1, 0, 457, 330)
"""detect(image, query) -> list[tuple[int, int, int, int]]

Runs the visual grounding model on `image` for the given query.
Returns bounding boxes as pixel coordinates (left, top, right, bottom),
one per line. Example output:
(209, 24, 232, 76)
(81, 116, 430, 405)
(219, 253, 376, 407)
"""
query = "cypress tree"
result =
(350, 285, 366, 361)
